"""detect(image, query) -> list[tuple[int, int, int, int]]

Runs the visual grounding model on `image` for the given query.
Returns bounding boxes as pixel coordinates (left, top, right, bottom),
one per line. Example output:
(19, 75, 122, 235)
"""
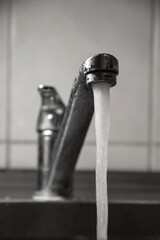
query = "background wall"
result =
(0, 0, 159, 171)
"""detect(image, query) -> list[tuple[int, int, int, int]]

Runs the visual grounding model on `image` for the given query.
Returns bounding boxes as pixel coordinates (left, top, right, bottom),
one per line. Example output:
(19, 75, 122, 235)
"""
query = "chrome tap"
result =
(34, 85, 65, 198)
(34, 54, 118, 200)
(45, 53, 119, 199)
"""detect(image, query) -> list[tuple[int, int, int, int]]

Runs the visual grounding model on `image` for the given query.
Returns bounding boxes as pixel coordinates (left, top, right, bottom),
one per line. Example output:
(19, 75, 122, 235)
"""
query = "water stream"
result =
(92, 82, 111, 240)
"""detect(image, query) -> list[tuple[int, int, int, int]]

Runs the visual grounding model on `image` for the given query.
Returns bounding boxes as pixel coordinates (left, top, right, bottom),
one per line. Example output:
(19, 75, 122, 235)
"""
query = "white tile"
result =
(76, 144, 96, 170)
(9, 142, 148, 171)
(153, 0, 160, 143)
(76, 143, 148, 171)
(10, 0, 95, 141)
(0, 144, 6, 168)
(152, 146, 160, 171)
(85, 0, 151, 143)
(85, 117, 96, 143)
(11, 0, 151, 143)
(10, 144, 37, 169)
(0, 1, 7, 140)
(108, 145, 148, 171)
(106, 0, 151, 143)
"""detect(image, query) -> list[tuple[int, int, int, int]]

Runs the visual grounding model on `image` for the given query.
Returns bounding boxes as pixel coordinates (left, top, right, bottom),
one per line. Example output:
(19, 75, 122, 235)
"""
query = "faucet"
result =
(35, 53, 119, 200)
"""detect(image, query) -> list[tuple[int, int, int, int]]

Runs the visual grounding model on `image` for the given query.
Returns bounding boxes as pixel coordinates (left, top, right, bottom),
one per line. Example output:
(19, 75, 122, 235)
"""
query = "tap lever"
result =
(37, 84, 65, 132)
(35, 84, 65, 196)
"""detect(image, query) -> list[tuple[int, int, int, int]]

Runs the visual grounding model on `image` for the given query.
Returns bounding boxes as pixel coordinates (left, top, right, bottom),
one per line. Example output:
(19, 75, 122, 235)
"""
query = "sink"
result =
(0, 170, 160, 239)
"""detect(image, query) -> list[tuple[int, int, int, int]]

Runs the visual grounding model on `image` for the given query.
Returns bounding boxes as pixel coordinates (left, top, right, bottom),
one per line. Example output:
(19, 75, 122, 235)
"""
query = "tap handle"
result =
(34, 84, 65, 196)
(37, 84, 65, 132)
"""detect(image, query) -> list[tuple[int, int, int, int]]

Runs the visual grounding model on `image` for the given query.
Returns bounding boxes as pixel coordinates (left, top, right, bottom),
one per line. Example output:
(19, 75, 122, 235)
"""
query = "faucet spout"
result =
(46, 53, 119, 198)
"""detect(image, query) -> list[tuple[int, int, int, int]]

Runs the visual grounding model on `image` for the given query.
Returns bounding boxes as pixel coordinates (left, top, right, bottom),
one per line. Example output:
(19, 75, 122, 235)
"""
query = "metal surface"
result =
(36, 85, 65, 193)
(37, 85, 65, 132)
(0, 171, 160, 239)
(46, 53, 119, 197)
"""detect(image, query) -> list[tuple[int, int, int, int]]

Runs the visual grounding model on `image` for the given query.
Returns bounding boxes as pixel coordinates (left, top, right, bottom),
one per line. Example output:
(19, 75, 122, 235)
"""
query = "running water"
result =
(92, 82, 111, 240)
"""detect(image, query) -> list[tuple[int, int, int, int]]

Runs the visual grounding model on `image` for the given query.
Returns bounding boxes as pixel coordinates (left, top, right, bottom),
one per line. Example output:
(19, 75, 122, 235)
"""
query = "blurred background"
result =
(0, 0, 159, 171)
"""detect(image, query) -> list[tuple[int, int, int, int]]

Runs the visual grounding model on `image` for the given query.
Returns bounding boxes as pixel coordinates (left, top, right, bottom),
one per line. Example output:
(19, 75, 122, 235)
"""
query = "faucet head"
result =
(81, 53, 119, 87)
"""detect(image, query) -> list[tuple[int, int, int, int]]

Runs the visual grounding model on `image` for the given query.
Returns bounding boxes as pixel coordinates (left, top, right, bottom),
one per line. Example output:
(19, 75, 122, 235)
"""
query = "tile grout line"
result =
(0, 139, 160, 146)
(5, 0, 13, 169)
(147, 0, 158, 171)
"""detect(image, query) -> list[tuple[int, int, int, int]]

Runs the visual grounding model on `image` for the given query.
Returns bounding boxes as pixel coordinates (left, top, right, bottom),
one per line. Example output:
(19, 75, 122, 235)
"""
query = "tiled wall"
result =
(0, 0, 160, 171)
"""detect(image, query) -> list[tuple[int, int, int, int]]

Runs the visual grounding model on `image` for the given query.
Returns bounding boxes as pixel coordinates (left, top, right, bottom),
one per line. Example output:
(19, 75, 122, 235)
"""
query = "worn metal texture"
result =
(47, 54, 119, 197)
(80, 53, 119, 76)
(82, 53, 119, 86)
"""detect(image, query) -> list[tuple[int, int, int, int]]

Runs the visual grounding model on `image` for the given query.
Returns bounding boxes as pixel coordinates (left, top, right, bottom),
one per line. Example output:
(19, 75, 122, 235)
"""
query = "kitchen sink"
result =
(0, 170, 160, 240)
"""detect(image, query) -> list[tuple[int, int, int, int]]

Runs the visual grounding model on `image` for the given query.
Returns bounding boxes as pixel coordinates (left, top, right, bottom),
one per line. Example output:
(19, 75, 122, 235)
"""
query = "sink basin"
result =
(0, 170, 160, 239)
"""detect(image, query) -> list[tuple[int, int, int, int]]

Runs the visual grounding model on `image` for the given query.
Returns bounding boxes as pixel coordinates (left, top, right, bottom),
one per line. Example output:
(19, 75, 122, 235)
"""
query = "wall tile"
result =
(104, 0, 151, 143)
(76, 143, 148, 171)
(152, 146, 160, 171)
(108, 145, 148, 171)
(86, 0, 151, 143)
(0, 144, 6, 168)
(10, 0, 98, 141)
(76, 144, 96, 170)
(9, 143, 147, 171)
(11, 0, 151, 145)
(10, 144, 37, 169)
(0, 0, 7, 140)
(153, 0, 160, 143)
